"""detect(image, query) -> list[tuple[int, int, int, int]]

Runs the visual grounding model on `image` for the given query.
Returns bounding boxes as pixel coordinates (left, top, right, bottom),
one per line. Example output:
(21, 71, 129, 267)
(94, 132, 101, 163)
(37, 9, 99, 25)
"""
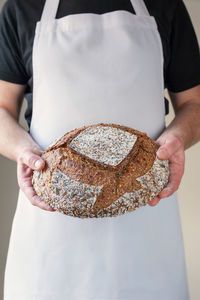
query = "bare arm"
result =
(0, 80, 41, 161)
(149, 84, 200, 206)
(0, 80, 54, 211)
(159, 84, 200, 150)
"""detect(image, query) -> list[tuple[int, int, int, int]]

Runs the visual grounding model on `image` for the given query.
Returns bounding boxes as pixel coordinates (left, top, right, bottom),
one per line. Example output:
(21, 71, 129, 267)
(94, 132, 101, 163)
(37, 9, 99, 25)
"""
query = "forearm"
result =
(158, 101, 200, 150)
(0, 107, 41, 162)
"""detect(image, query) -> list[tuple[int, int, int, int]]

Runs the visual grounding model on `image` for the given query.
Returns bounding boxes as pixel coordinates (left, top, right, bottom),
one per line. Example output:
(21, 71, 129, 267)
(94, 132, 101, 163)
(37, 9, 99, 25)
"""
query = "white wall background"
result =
(0, 0, 200, 299)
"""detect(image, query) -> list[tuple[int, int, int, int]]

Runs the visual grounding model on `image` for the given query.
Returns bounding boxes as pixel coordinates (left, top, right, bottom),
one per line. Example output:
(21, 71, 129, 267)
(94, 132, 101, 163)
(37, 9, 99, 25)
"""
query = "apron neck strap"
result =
(40, 0, 60, 23)
(130, 0, 150, 16)
(40, 0, 150, 23)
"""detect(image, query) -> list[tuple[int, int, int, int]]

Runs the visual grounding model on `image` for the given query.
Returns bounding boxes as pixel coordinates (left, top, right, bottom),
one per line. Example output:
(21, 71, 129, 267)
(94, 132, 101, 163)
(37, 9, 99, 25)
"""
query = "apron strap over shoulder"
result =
(40, 0, 151, 23)
(40, 0, 60, 23)
(130, 0, 151, 17)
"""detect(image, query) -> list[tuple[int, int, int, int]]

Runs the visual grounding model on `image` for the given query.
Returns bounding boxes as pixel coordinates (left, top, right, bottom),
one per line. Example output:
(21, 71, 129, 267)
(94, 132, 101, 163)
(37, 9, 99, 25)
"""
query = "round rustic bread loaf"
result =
(32, 123, 169, 218)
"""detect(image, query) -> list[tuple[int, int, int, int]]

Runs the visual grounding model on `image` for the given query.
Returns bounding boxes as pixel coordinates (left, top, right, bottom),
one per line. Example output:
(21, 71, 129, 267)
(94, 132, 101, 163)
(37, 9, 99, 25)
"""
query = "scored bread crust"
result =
(32, 123, 169, 218)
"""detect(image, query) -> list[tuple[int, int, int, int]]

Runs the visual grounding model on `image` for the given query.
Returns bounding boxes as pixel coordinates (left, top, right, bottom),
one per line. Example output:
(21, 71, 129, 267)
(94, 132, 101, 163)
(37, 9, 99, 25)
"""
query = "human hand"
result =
(17, 147, 55, 212)
(148, 135, 185, 206)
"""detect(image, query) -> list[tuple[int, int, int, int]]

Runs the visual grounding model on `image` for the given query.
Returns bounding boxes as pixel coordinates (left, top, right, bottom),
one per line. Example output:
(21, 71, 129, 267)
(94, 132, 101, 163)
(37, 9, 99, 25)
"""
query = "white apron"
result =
(4, 0, 190, 299)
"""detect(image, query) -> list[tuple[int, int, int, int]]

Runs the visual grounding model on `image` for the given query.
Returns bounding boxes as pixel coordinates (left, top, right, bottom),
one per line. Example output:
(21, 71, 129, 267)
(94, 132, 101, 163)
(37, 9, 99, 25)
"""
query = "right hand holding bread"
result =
(17, 147, 55, 212)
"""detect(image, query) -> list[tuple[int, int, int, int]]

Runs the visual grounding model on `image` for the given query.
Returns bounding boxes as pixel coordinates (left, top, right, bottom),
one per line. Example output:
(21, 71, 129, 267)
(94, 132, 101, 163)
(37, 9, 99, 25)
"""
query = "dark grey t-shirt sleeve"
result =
(0, 0, 29, 84)
(165, 0, 200, 92)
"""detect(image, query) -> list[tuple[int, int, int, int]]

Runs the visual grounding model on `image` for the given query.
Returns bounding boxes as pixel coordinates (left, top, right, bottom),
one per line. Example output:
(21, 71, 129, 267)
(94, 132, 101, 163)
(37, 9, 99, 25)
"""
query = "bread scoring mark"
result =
(103, 155, 170, 213)
(68, 125, 138, 166)
(46, 133, 68, 150)
(136, 156, 169, 191)
(92, 138, 156, 213)
(50, 168, 103, 212)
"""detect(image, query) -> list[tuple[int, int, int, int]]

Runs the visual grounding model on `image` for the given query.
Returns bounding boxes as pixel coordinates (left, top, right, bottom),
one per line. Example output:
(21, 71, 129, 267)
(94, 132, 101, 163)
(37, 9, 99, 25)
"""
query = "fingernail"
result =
(35, 160, 43, 168)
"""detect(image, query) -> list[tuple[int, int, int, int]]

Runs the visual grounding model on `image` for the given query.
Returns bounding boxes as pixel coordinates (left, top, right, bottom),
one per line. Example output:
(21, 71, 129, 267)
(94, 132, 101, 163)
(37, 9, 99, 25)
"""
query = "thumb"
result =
(156, 135, 182, 160)
(20, 149, 45, 171)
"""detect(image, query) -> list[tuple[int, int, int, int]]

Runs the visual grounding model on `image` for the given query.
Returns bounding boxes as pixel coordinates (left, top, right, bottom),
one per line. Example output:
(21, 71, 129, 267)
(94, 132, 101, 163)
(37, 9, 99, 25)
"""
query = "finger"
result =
(158, 162, 184, 198)
(30, 192, 55, 212)
(23, 165, 33, 177)
(17, 163, 55, 212)
(24, 183, 55, 212)
(20, 177, 55, 211)
(148, 196, 160, 206)
(19, 149, 45, 171)
(156, 135, 183, 160)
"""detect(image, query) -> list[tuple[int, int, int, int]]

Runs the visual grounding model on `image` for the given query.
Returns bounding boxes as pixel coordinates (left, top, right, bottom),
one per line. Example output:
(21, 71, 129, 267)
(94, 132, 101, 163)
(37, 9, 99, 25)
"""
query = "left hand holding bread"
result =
(148, 135, 185, 206)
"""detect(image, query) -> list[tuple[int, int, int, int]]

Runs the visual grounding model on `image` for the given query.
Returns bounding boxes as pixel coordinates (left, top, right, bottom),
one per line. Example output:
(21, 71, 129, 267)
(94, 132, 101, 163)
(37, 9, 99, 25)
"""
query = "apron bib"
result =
(4, 0, 189, 299)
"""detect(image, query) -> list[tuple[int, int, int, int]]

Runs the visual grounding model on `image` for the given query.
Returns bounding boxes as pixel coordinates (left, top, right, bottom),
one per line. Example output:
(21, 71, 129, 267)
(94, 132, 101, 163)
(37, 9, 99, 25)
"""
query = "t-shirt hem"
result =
(0, 71, 28, 85)
(167, 76, 200, 93)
